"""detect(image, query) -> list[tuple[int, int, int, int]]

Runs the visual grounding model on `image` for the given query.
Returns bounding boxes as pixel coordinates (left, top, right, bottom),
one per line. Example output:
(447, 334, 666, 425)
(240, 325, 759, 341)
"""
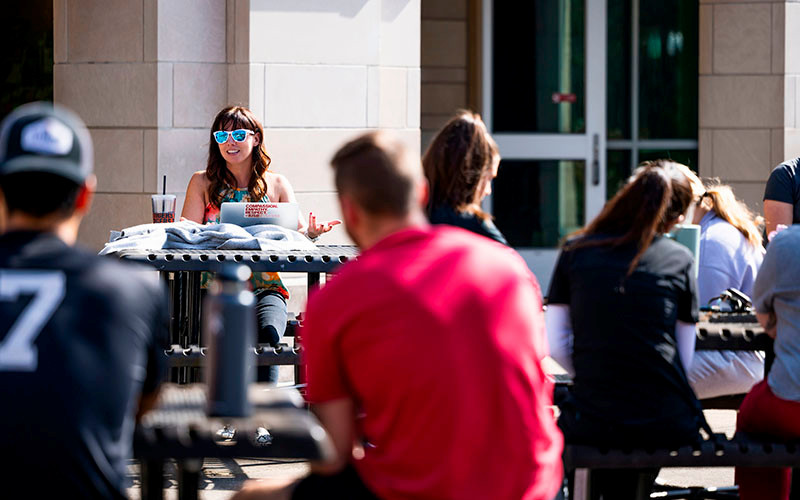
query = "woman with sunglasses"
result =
(182, 105, 340, 382)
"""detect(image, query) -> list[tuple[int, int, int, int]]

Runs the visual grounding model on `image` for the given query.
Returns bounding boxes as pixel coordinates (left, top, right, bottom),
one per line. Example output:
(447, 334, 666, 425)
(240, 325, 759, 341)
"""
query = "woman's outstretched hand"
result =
(306, 212, 342, 239)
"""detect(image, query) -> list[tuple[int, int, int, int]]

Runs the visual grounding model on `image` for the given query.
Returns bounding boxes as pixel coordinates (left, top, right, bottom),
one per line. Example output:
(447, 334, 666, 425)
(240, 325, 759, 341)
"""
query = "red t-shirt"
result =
(303, 226, 563, 500)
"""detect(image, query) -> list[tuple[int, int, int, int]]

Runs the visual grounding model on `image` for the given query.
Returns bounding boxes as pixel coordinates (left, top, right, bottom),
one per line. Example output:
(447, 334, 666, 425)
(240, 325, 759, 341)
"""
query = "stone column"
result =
(420, 0, 470, 149)
(54, 0, 160, 250)
(698, 1, 800, 214)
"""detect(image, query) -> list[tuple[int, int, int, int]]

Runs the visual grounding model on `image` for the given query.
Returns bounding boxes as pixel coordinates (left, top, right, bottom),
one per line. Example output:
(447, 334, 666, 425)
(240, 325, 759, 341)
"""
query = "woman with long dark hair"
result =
(182, 106, 339, 382)
(546, 160, 705, 498)
(422, 111, 507, 244)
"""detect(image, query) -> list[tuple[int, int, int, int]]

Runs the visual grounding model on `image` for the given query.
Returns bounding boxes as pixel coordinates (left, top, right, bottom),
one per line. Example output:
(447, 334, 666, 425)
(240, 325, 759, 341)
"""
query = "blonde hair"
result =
(698, 180, 763, 248)
(672, 162, 705, 199)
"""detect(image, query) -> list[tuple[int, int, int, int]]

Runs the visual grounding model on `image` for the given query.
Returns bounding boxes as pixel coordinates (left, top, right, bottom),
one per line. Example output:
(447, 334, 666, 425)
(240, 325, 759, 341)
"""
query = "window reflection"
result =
(493, 160, 585, 247)
(492, 0, 586, 133)
(639, 2, 698, 139)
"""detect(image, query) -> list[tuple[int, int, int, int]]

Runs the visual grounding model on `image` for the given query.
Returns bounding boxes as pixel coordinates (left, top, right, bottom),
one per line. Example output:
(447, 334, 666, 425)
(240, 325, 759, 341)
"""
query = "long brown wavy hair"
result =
(567, 159, 694, 276)
(422, 110, 499, 221)
(206, 106, 272, 208)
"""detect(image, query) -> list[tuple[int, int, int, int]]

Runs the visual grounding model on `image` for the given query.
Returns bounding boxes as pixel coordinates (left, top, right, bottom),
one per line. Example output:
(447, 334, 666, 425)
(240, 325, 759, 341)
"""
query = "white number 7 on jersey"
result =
(0, 270, 66, 371)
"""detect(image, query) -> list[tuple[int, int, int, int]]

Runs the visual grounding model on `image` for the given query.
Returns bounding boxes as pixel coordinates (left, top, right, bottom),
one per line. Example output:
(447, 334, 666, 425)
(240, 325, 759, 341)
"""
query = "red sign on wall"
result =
(551, 92, 577, 104)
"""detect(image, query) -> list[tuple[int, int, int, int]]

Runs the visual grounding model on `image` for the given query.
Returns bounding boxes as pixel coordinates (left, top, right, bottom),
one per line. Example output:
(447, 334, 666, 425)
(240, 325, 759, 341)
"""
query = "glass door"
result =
(483, 0, 607, 290)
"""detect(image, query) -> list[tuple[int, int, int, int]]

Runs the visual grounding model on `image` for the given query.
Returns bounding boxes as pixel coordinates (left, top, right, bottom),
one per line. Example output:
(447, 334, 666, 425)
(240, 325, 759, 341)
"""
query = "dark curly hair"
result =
(206, 106, 272, 208)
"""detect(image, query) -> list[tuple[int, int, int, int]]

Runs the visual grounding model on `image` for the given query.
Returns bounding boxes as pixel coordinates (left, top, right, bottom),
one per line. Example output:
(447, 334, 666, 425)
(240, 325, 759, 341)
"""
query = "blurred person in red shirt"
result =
(233, 131, 563, 500)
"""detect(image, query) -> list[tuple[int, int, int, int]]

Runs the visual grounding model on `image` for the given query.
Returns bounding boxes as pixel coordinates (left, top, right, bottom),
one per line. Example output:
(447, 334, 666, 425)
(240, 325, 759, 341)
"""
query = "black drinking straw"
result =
(162, 175, 166, 212)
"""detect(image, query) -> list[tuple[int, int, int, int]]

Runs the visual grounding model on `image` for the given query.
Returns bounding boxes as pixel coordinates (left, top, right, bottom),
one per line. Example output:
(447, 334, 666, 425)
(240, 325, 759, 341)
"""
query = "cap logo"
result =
(20, 118, 74, 156)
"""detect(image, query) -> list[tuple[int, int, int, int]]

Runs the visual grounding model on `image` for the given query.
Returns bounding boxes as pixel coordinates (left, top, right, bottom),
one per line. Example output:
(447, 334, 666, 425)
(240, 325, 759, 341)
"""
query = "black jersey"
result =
(0, 231, 168, 499)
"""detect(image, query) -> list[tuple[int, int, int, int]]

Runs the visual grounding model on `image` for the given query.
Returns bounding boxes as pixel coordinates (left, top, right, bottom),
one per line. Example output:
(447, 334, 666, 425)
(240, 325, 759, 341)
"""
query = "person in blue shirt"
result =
(678, 166, 765, 399)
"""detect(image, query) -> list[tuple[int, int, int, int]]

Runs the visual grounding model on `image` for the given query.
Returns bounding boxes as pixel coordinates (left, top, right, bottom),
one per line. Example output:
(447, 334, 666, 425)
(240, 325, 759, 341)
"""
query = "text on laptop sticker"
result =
(244, 203, 280, 218)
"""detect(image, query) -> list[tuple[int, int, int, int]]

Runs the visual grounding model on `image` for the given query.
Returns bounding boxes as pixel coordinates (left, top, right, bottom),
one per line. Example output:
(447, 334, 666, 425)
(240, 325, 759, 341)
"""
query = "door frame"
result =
(481, 0, 607, 289)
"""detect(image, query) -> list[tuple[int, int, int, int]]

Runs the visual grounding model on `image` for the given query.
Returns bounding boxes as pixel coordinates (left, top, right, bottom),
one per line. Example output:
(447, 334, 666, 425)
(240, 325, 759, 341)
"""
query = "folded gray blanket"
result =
(100, 220, 316, 255)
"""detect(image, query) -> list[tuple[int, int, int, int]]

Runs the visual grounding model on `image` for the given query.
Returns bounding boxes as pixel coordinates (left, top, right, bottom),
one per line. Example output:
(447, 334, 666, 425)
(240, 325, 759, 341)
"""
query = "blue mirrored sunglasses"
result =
(213, 129, 254, 144)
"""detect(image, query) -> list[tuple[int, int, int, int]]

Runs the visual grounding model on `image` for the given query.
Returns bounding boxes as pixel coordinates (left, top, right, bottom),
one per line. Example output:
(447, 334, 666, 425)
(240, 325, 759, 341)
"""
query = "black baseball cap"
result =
(0, 101, 93, 184)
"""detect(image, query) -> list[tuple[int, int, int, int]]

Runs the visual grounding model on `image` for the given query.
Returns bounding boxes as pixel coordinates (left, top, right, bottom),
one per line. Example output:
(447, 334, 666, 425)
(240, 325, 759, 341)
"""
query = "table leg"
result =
(177, 458, 202, 500)
(140, 458, 164, 500)
(186, 271, 202, 383)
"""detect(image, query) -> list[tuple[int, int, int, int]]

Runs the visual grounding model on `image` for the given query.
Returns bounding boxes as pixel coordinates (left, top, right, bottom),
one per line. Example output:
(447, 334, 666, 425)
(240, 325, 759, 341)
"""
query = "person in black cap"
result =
(0, 102, 168, 499)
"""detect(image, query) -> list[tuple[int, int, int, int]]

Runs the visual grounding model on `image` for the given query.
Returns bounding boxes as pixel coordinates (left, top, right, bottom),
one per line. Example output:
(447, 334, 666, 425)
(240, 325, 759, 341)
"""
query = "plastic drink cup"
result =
(151, 194, 176, 223)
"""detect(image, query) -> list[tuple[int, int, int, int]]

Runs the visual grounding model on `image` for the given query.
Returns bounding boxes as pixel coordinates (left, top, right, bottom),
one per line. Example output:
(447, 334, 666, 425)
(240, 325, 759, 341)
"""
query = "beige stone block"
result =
(228, 63, 250, 107)
(158, 0, 226, 62)
(698, 76, 782, 128)
(379, 68, 409, 128)
(67, 0, 143, 62)
(157, 63, 173, 128)
(421, 20, 467, 67)
(773, 3, 785, 74)
(249, 64, 266, 124)
(235, 0, 249, 63)
(144, 0, 158, 62)
(726, 182, 765, 218)
(380, 0, 421, 67)
(407, 68, 421, 129)
(144, 129, 159, 193)
(157, 129, 210, 197)
(90, 129, 144, 193)
(264, 65, 368, 128)
(787, 76, 797, 128)
(787, 4, 800, 74)
(422, 0, 468, 20)
(293, 192, 351, 245)
(797, 77, 800, 131)
(54, 63, 158, 127)
(422, 83, 468, 115)
(367, 67, 380, 128)
(78, 194, 152, 252)
(699, 129, 712, 175)
(54, 0, 67, 63)
(249, 0, 380, 65)
(173, 64, 228, 128)
(786, 128, 800, 163)
(421, 113, 453, 132)
(422, 68, 467, 83)
(772, 128, 785, 167)
(262, 129, 373, 192)
(699, 5, 712, 75)
(713, 4, 771, 74)
(226, 0, 236, 63)
(711, 129, 771, 181)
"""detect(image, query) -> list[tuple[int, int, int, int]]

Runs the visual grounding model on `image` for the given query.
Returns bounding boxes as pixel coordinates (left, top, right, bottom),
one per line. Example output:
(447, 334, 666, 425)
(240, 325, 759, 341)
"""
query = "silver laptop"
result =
(219, 202, 299, 229)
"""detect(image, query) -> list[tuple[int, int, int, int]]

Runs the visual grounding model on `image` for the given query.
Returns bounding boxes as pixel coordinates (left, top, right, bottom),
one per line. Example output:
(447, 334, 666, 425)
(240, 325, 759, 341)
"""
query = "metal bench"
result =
(564, 434, 800, 500)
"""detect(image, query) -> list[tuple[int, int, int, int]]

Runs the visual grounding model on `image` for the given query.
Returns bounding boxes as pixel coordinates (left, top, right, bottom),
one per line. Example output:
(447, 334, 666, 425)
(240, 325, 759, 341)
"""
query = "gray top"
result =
(697, 212, 763, 305)
(753, 225, 800, 402)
